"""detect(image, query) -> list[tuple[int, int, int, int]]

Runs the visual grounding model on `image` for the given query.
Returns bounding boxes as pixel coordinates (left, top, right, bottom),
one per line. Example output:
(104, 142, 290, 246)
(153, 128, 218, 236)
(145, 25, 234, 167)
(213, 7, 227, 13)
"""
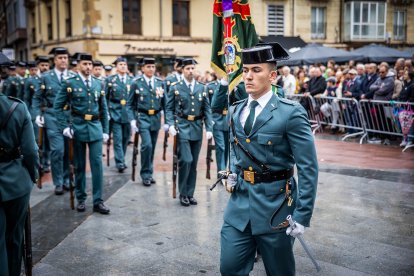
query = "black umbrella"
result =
(352, 43, 411, 63)
(0, 52, 11, 65)
(278, 43, 363, 66)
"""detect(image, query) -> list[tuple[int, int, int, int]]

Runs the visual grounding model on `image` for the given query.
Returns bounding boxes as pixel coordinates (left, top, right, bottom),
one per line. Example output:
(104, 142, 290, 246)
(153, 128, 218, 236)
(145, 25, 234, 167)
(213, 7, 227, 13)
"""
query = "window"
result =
(65, 0, 72, 37)
(267, 4, 284, 35)
(393, 10, 406, 41)
(47, 6, 53, 40)
(173, 0, 190, 36)
(344, 1, 386, 41)
(311, 7, 326, 39)
(31, 12, 36, 43)
(123, 0, 142, 35)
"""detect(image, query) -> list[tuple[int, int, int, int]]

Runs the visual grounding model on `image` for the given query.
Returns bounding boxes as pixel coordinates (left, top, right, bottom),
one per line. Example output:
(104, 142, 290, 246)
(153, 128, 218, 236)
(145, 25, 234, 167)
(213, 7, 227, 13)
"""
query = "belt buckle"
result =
(84, 114, 93, 121)
(120, 99, 127, 106)
(222, 109, 228, 115)
(148, 109, 155, 115)
(187, 115, 195, 121)
(244, 170, 255, 184)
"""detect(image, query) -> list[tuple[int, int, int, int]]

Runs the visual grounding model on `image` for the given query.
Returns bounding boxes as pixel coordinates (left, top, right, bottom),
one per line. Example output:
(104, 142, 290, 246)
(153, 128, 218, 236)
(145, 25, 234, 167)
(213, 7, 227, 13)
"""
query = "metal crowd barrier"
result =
(286, 95, 414, 151)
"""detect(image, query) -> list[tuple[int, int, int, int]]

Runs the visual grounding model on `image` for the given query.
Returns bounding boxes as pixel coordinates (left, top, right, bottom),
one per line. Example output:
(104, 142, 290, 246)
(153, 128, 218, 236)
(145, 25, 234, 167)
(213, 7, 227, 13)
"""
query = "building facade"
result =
(2, 0, 413, 73)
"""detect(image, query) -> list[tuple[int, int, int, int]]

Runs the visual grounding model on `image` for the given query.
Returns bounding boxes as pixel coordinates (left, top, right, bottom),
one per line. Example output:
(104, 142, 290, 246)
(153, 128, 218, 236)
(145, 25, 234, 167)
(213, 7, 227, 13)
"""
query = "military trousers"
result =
(111, 121, 131, 169)
(212, 129, 229, 174)
(139, 128, 159, 181)
(45, 125, 65, 187)
(0, 193, 30, 276)
(177, 138, 202, 197)
(220, 222, 295, 276)
(74, 139, 104, 205)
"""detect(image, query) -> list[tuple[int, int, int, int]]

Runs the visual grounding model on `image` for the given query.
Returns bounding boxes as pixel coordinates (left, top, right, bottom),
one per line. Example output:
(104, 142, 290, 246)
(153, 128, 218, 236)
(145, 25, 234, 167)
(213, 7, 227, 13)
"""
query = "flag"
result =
(211, 0, 258, 92)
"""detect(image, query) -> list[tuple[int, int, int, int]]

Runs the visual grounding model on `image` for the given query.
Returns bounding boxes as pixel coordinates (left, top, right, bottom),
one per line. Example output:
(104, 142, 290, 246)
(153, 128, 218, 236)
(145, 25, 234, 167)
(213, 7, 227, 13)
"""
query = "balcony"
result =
(390, 0, 412, 5)
(7, 28, 27, 44)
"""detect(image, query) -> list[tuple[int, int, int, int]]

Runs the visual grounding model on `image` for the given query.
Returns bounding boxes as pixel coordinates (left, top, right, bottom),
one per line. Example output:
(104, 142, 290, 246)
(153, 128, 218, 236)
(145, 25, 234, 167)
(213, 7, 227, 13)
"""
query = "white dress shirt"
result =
(143, 74, 154, 89)
(78, 73, 92, 88)
(183, 78, 195, 93)
(54, 68, 68, 82)
(240, 90, 273, 127)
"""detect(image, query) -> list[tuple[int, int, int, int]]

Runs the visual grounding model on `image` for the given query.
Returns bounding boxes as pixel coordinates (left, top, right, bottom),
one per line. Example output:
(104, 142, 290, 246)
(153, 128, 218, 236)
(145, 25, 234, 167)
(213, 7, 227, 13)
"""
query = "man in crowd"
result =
(282, 66, 296, 96)
(165, 57, 183, 94)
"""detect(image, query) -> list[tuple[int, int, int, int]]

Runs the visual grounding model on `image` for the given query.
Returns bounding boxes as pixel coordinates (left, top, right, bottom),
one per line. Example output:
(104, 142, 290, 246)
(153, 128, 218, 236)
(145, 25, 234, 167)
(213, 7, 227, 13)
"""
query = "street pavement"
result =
(30, 134, 414, 276)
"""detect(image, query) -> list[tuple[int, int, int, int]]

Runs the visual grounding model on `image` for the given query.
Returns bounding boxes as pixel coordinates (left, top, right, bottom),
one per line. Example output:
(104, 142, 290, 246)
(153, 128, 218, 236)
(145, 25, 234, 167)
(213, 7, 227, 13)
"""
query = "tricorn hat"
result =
(78, 54, 93, 61)
(104, 65, 113, 71)
(27, 61, 37, 68)
(48, 47, 69, 56)
(181, 58, 198, 67)
(93, 60, 104, 67)
(35, 56, 50, 64)
(140, 57, 156, 66)
(113, 57, 127, 65)
(242, 42, 289, 65)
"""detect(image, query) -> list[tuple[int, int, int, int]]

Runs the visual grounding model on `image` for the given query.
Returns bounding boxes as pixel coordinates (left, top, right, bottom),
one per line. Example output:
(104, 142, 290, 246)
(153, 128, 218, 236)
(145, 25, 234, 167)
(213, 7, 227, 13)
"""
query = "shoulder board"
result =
(154, 77, 162, 81)
(279, 97, 297, 105)
(197, 81, 206, 85)
(91, 75, 99, 80)
(232, 99, 246, 106)
(170, 81, 177, 87)
(7, 96, 24, 104)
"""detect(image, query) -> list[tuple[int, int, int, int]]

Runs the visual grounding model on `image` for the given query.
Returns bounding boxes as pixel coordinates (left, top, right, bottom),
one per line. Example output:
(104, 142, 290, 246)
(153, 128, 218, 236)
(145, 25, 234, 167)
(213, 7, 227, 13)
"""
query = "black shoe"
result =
(77, 202, 86, 212)
(150, 177, 156, 184)
(54, 186, 64, 195)
(143, 179, 151, 187)
(63, 185, 70, 191)
(179, 195, 190, 207)
(118, 166, 125, 173)
(188, 197, 198, 205)
(93, 203, 110, 214)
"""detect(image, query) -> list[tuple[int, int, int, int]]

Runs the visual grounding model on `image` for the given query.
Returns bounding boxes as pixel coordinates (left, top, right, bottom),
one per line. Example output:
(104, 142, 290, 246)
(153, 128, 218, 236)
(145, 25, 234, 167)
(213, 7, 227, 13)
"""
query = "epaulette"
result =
(170, 81, 177, 87)
(198, 81, 206, 85)
(232, 99, 246, 106)
(7, 96, 24, 104)
(91, 75, 99, 80)
(155, 76, 162, 81)
(279, 97, 298, 105)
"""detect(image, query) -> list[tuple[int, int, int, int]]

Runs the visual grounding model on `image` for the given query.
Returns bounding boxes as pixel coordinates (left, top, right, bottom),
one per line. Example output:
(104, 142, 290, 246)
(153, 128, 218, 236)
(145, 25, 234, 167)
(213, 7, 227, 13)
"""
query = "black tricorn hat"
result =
(174, 57, 184, 66)
(93, 60, 104, 67)
(113, 57, 127, 65)
(35, 56, 50, 64)
(242, 42, 289, 65)
(49, 47, 69, 56)
(78, 54, 93, 61)
(70, 60, 78, 66)
(140, 57, 156, 66)
(104, 65, 113, 71)
(27, 61, 37, 68)
(16, 61, 27, 67)
(7, 62, 16, 70)
(181, 58, 198, 67)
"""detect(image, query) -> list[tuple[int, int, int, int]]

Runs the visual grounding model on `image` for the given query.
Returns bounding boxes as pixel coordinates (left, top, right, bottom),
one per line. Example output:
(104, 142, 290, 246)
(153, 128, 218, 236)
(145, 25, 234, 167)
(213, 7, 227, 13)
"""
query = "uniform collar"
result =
(143, 74, 154, 85)
(78, 73, 92, 85)
(54, 68, 68, 78)
(183, 77, 195, 89)
(247, 89, 273, 109)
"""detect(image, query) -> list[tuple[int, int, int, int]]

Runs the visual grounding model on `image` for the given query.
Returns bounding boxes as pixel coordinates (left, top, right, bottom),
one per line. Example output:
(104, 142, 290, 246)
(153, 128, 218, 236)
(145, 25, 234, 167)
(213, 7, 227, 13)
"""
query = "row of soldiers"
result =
(0, 47, 252, 210)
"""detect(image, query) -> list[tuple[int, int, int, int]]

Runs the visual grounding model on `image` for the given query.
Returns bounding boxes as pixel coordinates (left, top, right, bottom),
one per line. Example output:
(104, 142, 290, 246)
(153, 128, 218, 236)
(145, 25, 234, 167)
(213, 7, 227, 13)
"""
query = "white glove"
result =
(168, 125, 177, 136)
(206, 131, 213, 140)
(35, 115, 44, 127)
(227, 173, 238, 187)
(130, 120, 139, 133)
(220, 78, 229, 86)
(103, 133, 109, 142)
(286, 221, 305, 238)
(63, 127, 74, 139)
(163, 124, 169, 132)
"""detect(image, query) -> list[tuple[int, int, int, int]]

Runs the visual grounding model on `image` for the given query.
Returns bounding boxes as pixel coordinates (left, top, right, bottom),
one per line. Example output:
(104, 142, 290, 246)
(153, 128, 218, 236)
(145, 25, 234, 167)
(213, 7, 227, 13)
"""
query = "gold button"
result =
(246, 138, 250, 143)
(191, 109, 194, 111)
(88, 93, 91, 96)
(268, 141, 272, 145)
(151, 100, 154, 102)
(191, 102, 194, 105)
(248, 166, 253, 171)
(191, 96, 194, 99)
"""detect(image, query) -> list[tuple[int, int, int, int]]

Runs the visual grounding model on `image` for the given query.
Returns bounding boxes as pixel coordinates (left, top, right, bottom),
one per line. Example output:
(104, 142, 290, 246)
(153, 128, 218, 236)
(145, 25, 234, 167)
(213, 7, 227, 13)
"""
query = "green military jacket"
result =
(164, 72, 181, 94)
(105, 74, 134, 124)
(166, 80, 213, 141)
(127, 76, 166, 131)
(24, 75, 41, 119)
(211, 81, 248, 131)
(206, 80, 219, 102)
(0, 94, 38, 201)
(225, 94, 318, 235)
(3, 76, 24, 99)
(54, 74, 109, 142)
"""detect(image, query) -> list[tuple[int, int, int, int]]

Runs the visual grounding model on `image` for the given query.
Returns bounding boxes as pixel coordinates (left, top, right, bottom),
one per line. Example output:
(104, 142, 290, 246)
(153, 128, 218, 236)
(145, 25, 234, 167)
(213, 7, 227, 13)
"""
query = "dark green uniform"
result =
(127, 76, 166, 183)
(3, 75, 24, 99)
(54, 74, 109, 205)
(220, 94, 318, 276)
(33, 70, 74, 189)
(164, 72, 181, 94)
(206, 80, 219, 102)
(166, 80, 213, 198)
(105, 74, 133, 170)
(0, 94, 38, 276)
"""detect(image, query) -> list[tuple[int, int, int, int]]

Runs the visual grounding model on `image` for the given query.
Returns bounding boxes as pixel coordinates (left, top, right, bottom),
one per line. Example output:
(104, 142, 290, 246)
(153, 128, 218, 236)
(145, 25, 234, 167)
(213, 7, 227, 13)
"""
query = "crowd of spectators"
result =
(276, 56, 414, 147)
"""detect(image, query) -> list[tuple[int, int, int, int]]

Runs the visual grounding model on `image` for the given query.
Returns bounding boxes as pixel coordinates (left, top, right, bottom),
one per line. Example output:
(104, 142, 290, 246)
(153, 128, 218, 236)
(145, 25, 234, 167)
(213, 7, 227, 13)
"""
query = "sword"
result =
(287, 215, 321, 272)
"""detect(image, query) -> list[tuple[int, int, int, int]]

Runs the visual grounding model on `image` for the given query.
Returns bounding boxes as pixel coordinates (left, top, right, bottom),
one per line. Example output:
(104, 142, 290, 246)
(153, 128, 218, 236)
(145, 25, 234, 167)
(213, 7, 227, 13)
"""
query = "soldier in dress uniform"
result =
(3, 61, 26, 99)
(164, 57, 183, 94)
(36, 56, 50, 73)
(166, 58, 213, 206)
(33, 47, 74, 195)
(23, 61, 40, 136)
(54, 53, 110, 214)
(92, 60, 104, 80)
(0, 91, 38, 276)
(127, 57, 166, 186)
(220, 43, 318, 276)
(104, 65, 113, 77)
(105, 57, 133, 172)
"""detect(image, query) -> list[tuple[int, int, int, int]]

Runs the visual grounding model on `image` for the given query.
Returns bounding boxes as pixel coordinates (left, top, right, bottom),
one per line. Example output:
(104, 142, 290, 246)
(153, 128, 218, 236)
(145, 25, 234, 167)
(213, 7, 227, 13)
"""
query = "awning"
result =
(259, 35, 307, 52)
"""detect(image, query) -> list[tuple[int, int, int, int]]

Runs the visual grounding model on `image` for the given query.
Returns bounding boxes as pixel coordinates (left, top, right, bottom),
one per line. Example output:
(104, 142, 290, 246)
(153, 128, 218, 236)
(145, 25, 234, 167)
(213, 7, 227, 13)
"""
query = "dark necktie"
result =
(244, 100, 259, 135)
(188, 83, 192, 92)
(148, 81, 152, 90)
(85, 79, 90, 89)
(60, 73, 64, 83)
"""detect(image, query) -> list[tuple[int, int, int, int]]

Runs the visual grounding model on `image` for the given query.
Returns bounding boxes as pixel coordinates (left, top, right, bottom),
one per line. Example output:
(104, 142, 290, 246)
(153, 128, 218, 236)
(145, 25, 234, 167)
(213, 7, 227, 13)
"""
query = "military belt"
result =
(238, 166, 294, 184)
(0, 147, 21, 163)
(138, 108, 160, 116)
(72, 111, 100, 121)
(212, 109, 228, 116)
(178, 113, 204, 121)
(110, 98, 127, 105)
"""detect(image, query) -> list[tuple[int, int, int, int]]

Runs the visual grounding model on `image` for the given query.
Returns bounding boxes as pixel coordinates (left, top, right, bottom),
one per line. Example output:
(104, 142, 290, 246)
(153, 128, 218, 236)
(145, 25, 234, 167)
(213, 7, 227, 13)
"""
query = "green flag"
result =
(211, 0, 259, 92)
